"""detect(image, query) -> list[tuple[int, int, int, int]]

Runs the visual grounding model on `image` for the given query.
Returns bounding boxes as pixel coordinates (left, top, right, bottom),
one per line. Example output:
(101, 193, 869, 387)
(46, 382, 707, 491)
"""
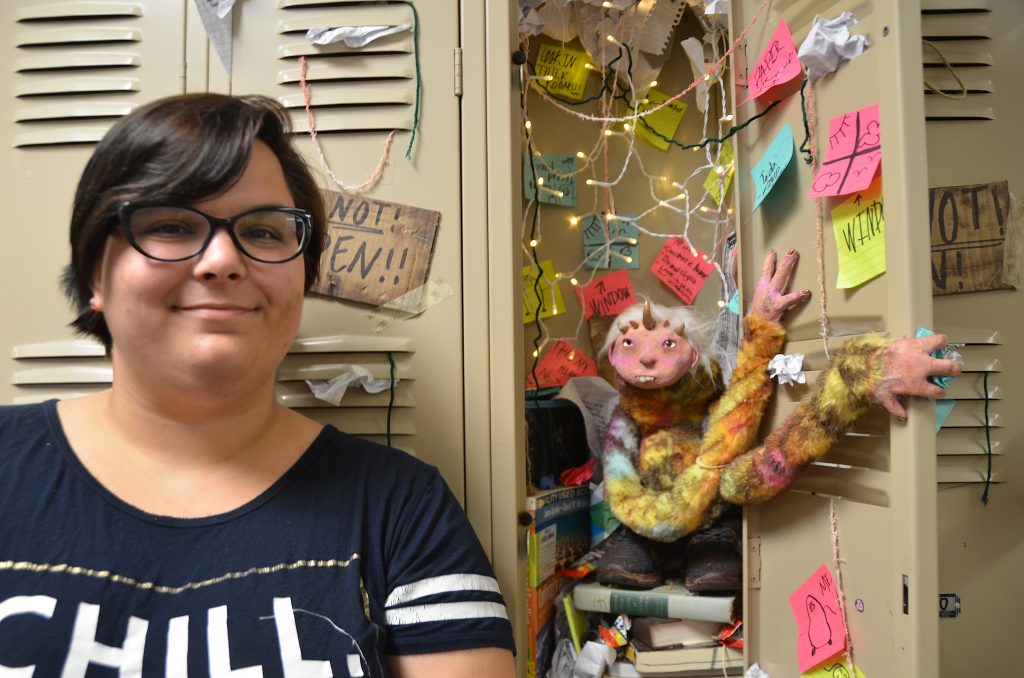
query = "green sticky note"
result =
(704, 140, 735, 206)
(522, 259, 566, 324)
(832, 175, 886, 289)
(582, 215, 639, 270)
(751, 123, 794, 211)
(534, 44, 590, 101)
(524, 153, 577, 207)
(634, 89, 687, 151)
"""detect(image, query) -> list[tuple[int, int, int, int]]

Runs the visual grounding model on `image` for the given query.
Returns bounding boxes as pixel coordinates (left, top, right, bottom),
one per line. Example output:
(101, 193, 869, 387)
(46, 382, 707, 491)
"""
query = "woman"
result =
(0, 94, 515, 676)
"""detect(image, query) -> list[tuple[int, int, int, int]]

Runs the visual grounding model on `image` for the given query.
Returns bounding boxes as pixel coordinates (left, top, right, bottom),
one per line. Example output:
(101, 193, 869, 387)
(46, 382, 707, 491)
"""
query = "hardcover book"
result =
(572, 580, 737, 623)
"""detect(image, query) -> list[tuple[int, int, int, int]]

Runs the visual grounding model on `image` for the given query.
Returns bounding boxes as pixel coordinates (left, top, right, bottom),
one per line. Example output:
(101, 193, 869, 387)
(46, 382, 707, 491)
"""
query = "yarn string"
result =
(804, 77, 832, 358)
(830, 498, 857, 675)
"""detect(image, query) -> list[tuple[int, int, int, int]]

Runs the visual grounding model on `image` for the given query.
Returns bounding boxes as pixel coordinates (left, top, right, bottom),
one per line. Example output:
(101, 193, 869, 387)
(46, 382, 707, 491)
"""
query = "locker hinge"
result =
(454, 47, 463, 97)
(747, 536, 761, 589)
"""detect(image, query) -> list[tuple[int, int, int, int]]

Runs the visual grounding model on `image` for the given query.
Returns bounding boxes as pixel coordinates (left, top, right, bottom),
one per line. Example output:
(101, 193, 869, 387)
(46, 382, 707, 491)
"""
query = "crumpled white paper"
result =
(305, 366, 396, 406)
(745, 662, 771, 678)
(572, 641, 617, 678)
(797, 11, 869, 82)
(680, 37, 710, 112)
(768, 353, 806, 385)
(306, 23, 413, 49)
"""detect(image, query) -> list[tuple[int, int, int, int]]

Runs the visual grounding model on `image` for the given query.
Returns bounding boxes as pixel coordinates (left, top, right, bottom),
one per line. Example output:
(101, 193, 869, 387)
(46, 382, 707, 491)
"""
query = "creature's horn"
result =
(642, 300, 656, 330)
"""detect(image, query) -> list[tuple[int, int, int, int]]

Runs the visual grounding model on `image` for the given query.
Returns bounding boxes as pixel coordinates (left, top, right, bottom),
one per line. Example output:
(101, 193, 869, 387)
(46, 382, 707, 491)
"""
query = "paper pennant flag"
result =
(744, 18, 802, 102)
(534, 44, 590, 101)
(789, 564, 848, 672)
(635, 89, 687, 151)
(808, 103, 882, 198)
(651, 238, 715, 305)
(575, 270, 637, 319)
(522, 259, 566, 324)
(526, 340, 599, 390)
(524, 153, 578, 207)
(831, 175, 886, 288)
(752, 123, 795, 211)
(583, 215, 639, 270)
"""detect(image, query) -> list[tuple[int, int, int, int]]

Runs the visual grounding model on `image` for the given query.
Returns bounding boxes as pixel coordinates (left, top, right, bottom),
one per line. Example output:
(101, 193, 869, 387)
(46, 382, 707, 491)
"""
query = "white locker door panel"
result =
(731, 1, 937, 676)
(2, 2, 186, 404)
(224, 1, 469, 501)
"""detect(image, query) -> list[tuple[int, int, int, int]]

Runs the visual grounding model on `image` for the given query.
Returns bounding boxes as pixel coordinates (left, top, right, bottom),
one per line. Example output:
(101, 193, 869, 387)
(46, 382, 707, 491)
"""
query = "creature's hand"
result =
(748, 249, 811, 323)
(875, 334, 963, 420)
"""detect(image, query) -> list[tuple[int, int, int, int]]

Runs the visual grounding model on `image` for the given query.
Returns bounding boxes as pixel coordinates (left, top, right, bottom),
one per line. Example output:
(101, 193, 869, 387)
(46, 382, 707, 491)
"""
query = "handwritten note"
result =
(744, 18, 802, 102)
(523, 259, 566, 324)
(832, 175, 886, 288)
(651, 238, 715, 305)
(575, 270, 637, 319)
(808, 103, 882, 198)
(788, 564, 847, 672)
(752, 123, 795, 211)
(929, 180, 1015, 295)
(313, 189, 439, 306)
(526, 340, 599, 390)
(583, 215, 639, 270)
(801, 662, 868, 678)
(524, 153, 577, 207)
(635, 89, 687, 151)
(703, 140, 735, 206)
(534, 44, 590, 101)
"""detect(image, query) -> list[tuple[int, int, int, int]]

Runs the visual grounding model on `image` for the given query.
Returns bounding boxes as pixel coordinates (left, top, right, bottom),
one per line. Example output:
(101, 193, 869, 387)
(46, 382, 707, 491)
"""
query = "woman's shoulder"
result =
(0, 400, 57, 441)
(312, 425, 441, 484)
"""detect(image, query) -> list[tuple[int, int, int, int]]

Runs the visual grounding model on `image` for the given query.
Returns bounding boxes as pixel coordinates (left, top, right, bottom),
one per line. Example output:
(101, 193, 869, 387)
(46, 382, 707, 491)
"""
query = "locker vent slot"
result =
(12, 4, 145, 147)
(921, 3, 995, 121)
(275, 1, 416, 134)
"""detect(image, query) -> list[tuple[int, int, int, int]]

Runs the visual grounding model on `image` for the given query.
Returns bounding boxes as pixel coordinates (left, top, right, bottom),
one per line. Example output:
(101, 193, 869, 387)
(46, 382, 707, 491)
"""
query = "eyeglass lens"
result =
(127, 206, 306, 262)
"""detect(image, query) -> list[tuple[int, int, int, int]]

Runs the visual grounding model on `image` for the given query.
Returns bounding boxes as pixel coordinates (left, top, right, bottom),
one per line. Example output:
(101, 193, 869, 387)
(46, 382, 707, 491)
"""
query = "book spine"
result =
(572, 584, 735, 623)
(525, 485, 589, 510)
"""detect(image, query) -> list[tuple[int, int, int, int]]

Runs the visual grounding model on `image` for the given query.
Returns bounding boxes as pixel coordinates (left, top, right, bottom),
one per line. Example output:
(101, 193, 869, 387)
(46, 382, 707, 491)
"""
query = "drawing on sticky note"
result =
(789, 563, 848, 672)
(832, 176, 885, 288)
(751, 123, 795, 211)
(808, 104, 882, 199)
(744, 19, 803, 102)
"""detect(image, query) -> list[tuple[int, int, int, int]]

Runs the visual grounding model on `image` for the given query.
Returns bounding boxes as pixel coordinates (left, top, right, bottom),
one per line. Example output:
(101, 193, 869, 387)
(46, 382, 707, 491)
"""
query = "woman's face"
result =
(89, 140, 307, 391)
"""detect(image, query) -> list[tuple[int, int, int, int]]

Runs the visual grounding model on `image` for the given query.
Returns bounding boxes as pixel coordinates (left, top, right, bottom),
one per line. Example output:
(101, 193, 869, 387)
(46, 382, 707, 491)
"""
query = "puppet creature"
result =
(597, 250, 960, 587)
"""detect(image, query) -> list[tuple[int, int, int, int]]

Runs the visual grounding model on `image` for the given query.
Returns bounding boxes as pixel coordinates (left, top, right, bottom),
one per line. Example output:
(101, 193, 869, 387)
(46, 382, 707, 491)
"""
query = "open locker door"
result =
(730, 1, 938, 676)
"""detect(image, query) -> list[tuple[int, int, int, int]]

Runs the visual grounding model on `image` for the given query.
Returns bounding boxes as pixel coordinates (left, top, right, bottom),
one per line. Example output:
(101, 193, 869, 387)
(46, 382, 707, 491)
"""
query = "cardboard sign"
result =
(744, 19, 802, 102)
(832, 176, 886, 289)
(751, 123, 795, 211)
(314, 190, 439, 306)
(808, 104, 882, 198)
(929, 180, 1016, 295)
(583, 215, 639, 270)
(651, 238, 715, 305)
(788, 564, 848, 672)
(526, 340, 599, 390)
(574, 270, 637, 319)
(635, 89, 687, 151)
(523, 259, 566, 324)
(524, 153, 577, 207)
(703, 140, 735, 206)
(534, 44, 590, 101)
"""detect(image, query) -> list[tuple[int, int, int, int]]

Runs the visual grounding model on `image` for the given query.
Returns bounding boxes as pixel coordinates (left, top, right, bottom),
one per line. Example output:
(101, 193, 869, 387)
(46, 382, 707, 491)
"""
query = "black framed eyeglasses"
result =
(117, 202, 313, 264)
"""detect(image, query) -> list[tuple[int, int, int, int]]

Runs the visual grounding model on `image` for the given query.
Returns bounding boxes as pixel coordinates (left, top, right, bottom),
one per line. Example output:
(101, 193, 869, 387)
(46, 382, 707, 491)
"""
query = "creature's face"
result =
(609, 321, 696, 389)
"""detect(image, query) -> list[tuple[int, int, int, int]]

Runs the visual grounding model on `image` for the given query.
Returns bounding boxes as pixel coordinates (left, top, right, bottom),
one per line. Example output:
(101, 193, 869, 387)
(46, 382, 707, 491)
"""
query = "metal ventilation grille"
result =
(921, 0, 994, 121)
(10, 334, 418, 452)
(13, 2, 146, 147)
(275, 0, 416, 133)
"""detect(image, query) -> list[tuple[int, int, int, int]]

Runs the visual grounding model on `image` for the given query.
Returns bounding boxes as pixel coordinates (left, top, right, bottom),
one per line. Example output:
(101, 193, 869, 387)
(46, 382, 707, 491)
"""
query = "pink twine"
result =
(830, 498, 857, 675)
(299, 55, 395, 193)
(805, 79, 831, 358)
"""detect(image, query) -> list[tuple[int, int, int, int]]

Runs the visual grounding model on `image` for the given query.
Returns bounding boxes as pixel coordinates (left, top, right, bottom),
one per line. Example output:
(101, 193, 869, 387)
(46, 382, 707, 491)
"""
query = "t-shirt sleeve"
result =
(381, 465, 516, 657)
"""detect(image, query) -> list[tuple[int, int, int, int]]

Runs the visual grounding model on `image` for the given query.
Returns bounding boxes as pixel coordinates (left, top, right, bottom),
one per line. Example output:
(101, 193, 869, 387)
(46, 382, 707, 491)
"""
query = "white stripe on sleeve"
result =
(385, 601, 509, 626)
(385, 574, 501, 607)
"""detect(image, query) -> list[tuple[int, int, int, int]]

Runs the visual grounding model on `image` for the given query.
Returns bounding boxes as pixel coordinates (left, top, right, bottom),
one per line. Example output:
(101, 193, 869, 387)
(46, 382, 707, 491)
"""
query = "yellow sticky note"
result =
(523, 259, 566, 323)
(703, 139, 735, 205)
(832, 176, 885, 289)
(634, 89, 687, 151)
(534, 44, 590, 101)
(801, 661, 869, 678)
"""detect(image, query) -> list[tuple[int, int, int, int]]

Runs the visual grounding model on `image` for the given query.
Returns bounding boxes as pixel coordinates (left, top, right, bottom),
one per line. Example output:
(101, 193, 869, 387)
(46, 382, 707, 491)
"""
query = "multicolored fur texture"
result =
(603, 313, 888, 542)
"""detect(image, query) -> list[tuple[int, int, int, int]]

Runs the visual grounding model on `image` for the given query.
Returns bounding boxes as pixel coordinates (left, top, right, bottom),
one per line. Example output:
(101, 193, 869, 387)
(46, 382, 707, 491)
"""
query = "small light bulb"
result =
(585, 179, 595, 186)
(568, 351, 576, 360)
(692, 146, 700, 152)
(602, 1, 613, 7)
(627, 237, 638, 245)
(584, 63, 595, 71)
(536, 176, 545, 186)
(554, 191, 564, 198)
(569, 216, 579, 226)
(529, 239, 538, 247)
(727, 207, 734, 215)
(605, 213, 616, 221)
(690, 247, 698, 257)
(623, 123, 631, 131)
(649, 80, 658, 88)
(533, 349, 539, 358)
(715, 166, 725, 175)
(660, 176, 668, 182)
(718, 299, 726, 308)
(544, 75, 554, 82)
(659, 200, 669, 207)
(641, 98, 650, 104)
(552, 307, 558, 316)
(576, 151, 587, 159)
(703, 73, 711, 81)
(623, 256, 633, 263)
(721, 113, 734, 122)
(524, 120, 532, 129)
(570, 277, 579, 286)
(604, 129, 613, 136)
(699, 206, 710, 213)
(606, 35, 619, 44)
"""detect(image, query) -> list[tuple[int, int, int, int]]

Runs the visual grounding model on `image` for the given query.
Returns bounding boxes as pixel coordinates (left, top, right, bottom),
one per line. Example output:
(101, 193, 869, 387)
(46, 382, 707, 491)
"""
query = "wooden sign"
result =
(930, 180, 1015, 295)
(314, 189, 440, 306)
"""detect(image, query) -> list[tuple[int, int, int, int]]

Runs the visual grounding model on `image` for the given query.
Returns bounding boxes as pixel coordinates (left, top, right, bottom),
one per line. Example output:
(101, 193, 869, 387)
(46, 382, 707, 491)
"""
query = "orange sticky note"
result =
(574, 270, 637, 319)
(744, 19, 802, 102)
(788, 564, 847, 672)
(651, 239, 715, 305)
(526, 340, 598, 390)
(808, 104, 881, 198)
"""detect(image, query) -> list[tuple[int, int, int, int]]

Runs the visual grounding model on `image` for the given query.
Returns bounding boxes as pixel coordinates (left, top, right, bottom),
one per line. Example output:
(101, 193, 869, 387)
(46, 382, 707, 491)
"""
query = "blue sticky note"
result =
(726, 291, 740, 315)
(524, 153, 577, 207)
(935, 399, 956, 431)
(751, 123, 794, 211)
(582, 215, 639, 269)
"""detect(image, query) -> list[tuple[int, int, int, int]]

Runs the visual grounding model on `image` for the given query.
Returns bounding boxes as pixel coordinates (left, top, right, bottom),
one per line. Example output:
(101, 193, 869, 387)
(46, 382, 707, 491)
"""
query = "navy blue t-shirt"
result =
(0, 401, 514, 677)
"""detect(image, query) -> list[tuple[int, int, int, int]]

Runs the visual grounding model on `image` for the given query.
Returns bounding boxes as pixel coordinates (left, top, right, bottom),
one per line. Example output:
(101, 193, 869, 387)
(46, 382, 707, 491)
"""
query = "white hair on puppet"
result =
(600, 300, 720, 376)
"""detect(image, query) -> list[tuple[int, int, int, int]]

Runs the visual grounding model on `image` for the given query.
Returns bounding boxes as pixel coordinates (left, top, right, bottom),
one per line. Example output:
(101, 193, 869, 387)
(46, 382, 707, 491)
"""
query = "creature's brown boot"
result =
(596, 527, 667, 589)
(684, 518, 742, 592)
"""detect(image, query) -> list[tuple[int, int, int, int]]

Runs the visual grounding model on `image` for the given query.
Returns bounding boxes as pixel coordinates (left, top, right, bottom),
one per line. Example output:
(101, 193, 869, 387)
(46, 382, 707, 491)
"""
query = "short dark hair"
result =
(62, 93, 326, 349)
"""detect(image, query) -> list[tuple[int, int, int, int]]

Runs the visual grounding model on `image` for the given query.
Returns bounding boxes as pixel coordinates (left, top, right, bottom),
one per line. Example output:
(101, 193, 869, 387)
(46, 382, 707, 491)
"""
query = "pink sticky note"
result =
(650, 239, 715, 305)
(788, 564, 848, 672)
(743, 19, 802, 102)
(526, 340, 598, 390)
(808, 103, 882, 198)
(574, 270, 637, 320)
